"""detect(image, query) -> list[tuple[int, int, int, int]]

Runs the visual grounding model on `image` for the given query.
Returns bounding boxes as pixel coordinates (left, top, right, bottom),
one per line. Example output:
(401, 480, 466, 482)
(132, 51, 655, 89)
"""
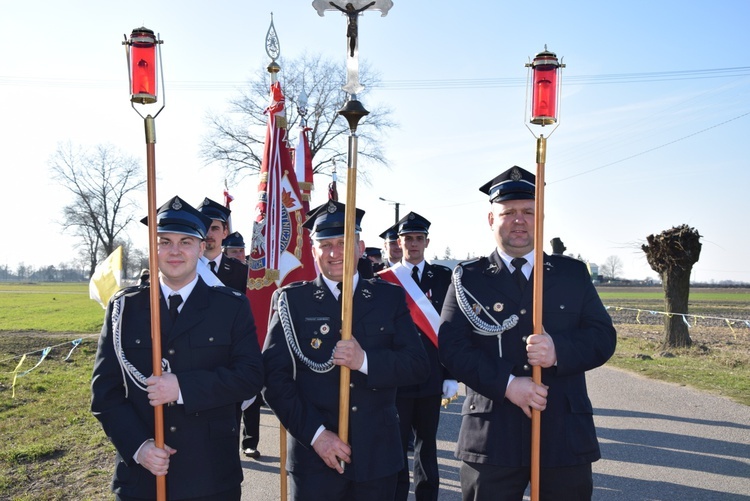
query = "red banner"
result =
(247, 81, 316, 347)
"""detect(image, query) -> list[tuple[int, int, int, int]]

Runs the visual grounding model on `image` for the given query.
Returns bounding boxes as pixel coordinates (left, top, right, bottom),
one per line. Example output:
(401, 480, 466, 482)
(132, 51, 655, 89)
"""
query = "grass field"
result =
(0, 282, 105, 333)
(0, 282, 748, 500)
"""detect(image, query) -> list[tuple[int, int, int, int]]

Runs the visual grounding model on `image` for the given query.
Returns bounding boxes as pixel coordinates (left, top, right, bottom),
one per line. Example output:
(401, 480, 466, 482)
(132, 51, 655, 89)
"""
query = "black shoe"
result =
(244, 448, 261, 459)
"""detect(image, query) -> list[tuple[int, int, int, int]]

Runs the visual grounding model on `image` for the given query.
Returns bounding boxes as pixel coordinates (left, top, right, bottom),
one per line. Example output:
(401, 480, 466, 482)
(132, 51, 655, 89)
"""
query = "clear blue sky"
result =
(2, 1, 749, 283)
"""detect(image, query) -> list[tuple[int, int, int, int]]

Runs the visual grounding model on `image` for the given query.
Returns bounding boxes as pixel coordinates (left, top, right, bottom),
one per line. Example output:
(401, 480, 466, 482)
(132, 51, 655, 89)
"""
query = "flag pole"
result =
(313, 0, 393, 470)
(337, 99, 368, 469)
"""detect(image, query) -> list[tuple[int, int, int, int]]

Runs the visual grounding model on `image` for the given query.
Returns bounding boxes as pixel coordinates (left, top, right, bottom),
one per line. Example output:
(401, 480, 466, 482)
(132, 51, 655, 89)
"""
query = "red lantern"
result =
(529, 47, 563, 126)
(126, 27, 159, 104)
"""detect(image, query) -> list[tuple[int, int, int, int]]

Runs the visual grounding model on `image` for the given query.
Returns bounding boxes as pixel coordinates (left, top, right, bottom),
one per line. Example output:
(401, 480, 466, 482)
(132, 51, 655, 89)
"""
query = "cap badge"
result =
(327, 202, 337, 213)
(320, 323, 330, 335)
(510, 167, 522, 181)
(171, 199, 183, 210)
(408, 213, 415, 220)
(493, 302, 504, 312)
(311, 338, 322, 349)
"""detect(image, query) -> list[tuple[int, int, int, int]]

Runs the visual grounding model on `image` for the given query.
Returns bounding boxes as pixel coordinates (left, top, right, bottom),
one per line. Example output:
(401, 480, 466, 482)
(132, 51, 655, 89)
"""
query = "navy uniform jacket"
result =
(91, 277, 263, 500)
(392, 262, 453, 398)
(438, 251, 616, 468)
(216, 254, 249, 293)
(262, 275, 430, 482)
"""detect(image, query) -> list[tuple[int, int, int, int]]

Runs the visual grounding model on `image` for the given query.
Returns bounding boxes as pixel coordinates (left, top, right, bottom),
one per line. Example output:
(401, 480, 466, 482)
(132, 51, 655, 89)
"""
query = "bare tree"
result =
(201, 53, 396, 184)
(642, 225, 702, 348)
(50, 143, 145, 277)
(599, 255, 624, 281)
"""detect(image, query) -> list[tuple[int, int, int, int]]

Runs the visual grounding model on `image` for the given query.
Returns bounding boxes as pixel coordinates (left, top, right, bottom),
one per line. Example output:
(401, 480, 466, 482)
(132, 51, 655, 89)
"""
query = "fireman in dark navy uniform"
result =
(438, 166, 616, 501)
(91, 195, 263, 501)
(382, 211, 455, 501)
(262, 200, 430, 501)
(197, 197, 248, 293)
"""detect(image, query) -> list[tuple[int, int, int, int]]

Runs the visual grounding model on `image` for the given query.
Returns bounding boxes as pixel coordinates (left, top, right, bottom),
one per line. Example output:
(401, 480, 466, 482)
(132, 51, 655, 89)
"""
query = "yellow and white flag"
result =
(89, 246, 123, 308)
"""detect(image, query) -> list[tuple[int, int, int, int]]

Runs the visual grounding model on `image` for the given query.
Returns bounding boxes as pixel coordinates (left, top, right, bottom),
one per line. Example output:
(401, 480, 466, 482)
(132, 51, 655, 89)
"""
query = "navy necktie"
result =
(168, 294, 183, 322)
(411, 266, 420, 286)
(209, 261, 217, 274)
(336, 282, 342, 302)
(511, 258, 528, 291)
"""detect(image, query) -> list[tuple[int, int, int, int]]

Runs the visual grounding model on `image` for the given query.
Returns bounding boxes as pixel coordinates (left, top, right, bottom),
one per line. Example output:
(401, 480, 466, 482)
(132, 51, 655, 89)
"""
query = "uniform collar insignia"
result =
(425, 269, 434, 279)
(313, 288, 325, 301)
(485, 263, 499, 275)
(361, 287, 372, 299)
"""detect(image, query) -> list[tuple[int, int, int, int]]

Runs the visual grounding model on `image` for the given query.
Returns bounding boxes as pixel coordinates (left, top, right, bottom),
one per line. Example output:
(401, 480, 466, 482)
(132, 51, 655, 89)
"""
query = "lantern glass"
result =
(129, 28, 157, 104)
(530, 50, 561, 126)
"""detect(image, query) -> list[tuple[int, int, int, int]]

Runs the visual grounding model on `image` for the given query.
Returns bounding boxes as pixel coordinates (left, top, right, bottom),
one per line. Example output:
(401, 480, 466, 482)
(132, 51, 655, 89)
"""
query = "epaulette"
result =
(279, 280, 311, 291)
(431, 264, 453, 274)
(210, 285, 246, 298)
(553, 253, 582, 262)
(113, 285, 142, 300)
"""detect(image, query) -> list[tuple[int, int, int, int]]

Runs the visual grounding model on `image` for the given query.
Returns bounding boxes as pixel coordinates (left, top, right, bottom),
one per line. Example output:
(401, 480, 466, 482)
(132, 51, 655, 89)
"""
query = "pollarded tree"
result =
(201, 52, 396, 183)
(642, 225, 702, 348)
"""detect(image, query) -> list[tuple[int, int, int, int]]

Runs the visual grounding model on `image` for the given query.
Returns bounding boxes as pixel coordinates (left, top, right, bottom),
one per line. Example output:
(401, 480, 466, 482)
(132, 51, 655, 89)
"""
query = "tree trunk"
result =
(660, 267, 692, 348)
(642, 224, 701, 350)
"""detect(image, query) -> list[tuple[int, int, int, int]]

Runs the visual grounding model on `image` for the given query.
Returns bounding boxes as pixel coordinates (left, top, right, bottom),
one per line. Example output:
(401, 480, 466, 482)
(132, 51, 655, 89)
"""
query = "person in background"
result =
(379, 211, 456, 501)
(197, 197, 248, 293)
(364, 246, 385, 273)
(379, 224, 403, 268)
(223, 231, 248, 264)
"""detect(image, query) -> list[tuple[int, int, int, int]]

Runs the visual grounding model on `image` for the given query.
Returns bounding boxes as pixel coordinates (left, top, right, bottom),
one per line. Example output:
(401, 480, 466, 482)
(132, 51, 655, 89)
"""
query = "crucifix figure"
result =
(329, 1, 376, 57)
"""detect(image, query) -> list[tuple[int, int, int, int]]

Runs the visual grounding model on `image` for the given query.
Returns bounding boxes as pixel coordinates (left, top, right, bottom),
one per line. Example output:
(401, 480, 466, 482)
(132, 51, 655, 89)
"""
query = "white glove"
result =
(442, 379, 459, 400)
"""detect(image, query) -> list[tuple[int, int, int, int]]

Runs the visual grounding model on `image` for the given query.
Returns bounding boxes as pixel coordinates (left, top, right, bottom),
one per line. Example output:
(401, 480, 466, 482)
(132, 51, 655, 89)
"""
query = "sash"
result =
(379, 263, 440, 347)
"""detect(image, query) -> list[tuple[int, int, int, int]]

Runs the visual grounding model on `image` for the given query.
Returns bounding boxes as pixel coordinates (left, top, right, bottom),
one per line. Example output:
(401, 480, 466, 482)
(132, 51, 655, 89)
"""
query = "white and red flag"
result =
(223, 185, 234, 232)
(247, 80, 316, 347)
(378, 263, 440, 347)
(293, 124, 314, 213)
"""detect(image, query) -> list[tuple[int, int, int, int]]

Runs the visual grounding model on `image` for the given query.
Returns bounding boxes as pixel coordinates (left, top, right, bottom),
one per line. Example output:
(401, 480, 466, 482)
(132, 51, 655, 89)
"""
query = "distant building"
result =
(587, 262, 599, 283)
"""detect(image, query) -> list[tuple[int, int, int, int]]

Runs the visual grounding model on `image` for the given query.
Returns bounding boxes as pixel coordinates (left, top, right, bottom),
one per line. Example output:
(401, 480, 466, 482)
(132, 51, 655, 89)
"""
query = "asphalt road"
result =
(239, 366, 750, 500)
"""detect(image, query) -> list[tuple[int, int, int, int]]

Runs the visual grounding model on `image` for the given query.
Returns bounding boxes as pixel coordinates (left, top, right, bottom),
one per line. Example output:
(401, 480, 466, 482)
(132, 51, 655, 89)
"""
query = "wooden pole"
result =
(530, 134, 546, 501)
(144, 115, 167, 501)
(337, 132, 359, 467)
(279, 423, 288, 499)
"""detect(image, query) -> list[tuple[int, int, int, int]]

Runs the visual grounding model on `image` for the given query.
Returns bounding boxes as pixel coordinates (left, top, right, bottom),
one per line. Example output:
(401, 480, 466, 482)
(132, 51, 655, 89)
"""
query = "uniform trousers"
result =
(460, 461, 593, 501)
(241, 395, 263, 450)
(395, 394, 441, 501)
(289, 470, 397, 501)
